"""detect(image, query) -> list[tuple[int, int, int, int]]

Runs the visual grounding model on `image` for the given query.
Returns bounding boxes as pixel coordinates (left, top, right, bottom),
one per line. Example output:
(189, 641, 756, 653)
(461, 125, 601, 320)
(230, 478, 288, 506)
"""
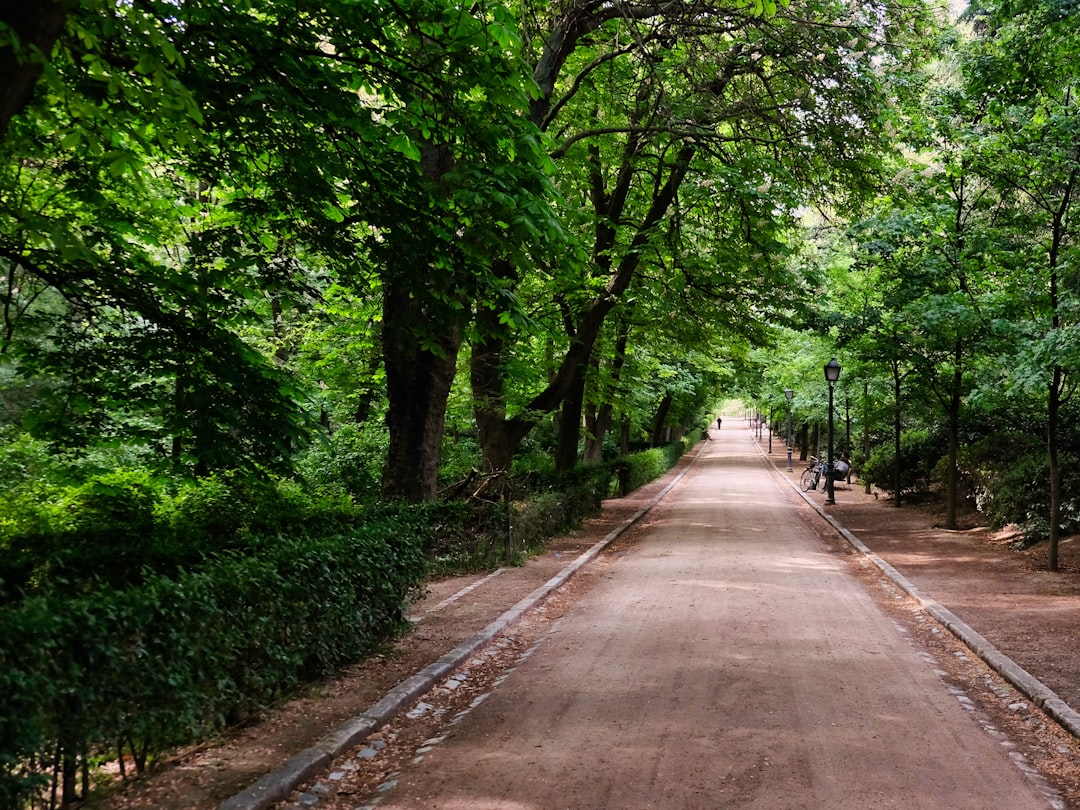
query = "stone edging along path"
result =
(218, 443, 708, 810)
(760, 438, 1080, 743)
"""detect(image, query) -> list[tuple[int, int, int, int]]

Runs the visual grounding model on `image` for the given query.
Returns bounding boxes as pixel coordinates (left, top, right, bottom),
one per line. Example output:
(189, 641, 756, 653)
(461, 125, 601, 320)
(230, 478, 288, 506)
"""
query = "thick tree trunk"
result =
(471, 146, 695, 471)
(553, 367, 587, 471)
(471, 320, 533, 473)
(583, 402, 611, 465)
(892, 360, 903, 507)
(1049, 366, 1063, 571)
(863, 383, 872, 495)
(380, 282, 462, 502)
(944, 343, 962, 530)
(0, 0, 67, 137)
(1046, 190, 1071, 571)
(352, 347, 383, 426)
(651, 391, 674, 448)
(583, 320, 630, 464)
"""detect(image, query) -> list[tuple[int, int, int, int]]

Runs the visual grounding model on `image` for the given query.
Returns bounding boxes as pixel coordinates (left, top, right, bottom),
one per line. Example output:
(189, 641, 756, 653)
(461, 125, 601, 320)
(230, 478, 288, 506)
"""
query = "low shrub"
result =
(861, 428, 945, 501)
(963, 447, 1080, 547)
(294, 422, 386, 500)
(0, 467, 369, 601)
(0, 516, 427, 809)
(612, 430, 699, 496)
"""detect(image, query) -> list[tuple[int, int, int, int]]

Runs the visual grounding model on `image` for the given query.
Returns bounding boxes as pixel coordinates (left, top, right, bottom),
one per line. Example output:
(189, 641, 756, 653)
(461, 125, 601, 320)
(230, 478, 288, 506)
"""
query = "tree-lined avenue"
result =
(361, 424, 1052, 809)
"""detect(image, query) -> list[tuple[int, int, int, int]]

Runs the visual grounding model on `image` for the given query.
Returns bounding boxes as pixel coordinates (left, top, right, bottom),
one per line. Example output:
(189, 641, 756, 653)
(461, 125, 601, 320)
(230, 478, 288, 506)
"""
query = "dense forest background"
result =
(2, 0, 1079, 806)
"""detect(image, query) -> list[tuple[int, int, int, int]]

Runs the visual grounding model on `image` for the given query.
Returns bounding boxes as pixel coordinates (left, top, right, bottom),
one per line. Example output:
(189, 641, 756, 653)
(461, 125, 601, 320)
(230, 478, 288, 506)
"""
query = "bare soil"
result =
(104, 431, 1080, 809)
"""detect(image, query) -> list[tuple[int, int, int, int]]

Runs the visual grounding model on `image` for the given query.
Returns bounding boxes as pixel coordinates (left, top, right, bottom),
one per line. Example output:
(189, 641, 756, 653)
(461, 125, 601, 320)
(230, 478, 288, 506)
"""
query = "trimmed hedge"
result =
(0, 518, 427, 809)
(614, 429, 701, 495)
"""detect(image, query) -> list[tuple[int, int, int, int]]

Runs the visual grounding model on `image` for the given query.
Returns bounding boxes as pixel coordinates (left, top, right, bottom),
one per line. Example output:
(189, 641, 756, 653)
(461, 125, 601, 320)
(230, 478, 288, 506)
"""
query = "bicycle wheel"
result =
(800, 468, 816, 491)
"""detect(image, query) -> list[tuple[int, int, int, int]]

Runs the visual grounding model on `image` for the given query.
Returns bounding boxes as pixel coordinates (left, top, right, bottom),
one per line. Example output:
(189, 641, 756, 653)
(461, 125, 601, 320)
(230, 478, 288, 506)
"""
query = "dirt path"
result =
(267, 425, 1072, 809)
(110, 422, 1080, 809)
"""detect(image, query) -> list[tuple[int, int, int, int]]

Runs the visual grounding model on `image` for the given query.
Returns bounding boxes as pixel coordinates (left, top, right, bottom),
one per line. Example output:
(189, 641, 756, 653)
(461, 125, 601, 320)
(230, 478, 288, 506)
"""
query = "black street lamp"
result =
(784, 388, 794, 472)
(824, 358, 841, 505)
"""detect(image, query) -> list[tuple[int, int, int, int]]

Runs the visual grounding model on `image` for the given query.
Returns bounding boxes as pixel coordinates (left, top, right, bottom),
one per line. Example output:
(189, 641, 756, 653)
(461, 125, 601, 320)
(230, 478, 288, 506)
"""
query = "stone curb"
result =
(765, 442, 1080, 742)
(218, 442, 707, 810)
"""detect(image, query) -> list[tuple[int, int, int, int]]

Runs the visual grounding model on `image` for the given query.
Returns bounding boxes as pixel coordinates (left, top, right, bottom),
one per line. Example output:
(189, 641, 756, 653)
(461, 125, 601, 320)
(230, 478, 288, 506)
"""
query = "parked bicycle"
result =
(800, 456, 828, 491)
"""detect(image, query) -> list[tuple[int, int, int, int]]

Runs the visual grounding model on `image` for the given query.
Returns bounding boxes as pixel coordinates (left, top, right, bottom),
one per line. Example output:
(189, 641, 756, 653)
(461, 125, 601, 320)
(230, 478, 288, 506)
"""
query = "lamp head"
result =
(824, 358, 841, 383)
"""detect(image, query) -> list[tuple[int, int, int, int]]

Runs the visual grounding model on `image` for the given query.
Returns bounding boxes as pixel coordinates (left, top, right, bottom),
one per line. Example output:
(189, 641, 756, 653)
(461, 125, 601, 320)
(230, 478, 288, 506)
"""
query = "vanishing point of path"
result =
(292, 427, 1060, 809)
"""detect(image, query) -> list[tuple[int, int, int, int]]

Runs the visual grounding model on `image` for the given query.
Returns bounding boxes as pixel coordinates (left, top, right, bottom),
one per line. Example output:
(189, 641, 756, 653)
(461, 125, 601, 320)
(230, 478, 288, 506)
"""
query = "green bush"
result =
(0, 465, 371, 601)
(0, 516, 428, 808)
(861, 428, 944, 500)
(612, 430, 699, 496)
(295, 422, 386, 500)
(962, 447, 1080, 547)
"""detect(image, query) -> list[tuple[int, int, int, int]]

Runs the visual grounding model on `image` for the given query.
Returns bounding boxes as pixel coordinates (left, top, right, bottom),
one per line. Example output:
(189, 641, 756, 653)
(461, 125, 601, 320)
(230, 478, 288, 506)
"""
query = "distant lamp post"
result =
(784, 388, 794, 472)
(768, 406, 773, 454)
(824, 358, 841, 505)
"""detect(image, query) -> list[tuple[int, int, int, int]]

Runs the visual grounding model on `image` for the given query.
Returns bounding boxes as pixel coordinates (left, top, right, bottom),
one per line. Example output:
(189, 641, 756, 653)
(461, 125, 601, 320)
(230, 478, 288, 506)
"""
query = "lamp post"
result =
(824, 358, 841, 505)
(768, 406, 773, 453)
(784, 388, 794, 472)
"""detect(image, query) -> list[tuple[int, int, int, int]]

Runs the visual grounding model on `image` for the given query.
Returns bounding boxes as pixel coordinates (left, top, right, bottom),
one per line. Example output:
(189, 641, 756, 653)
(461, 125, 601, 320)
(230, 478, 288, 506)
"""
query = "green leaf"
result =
(388, 133, 422, 162)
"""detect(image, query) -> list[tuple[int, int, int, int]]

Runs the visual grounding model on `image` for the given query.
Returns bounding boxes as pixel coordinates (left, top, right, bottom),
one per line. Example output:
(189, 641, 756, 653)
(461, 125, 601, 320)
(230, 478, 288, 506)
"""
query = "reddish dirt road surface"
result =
(112, 421, 1080, 810)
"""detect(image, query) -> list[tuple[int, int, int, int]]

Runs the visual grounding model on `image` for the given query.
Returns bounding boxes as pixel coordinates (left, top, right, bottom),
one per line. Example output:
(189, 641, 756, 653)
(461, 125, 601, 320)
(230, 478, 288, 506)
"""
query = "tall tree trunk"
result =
(944, 341, 962, 530)
(380, 281, 462, 502)
(471, 315, 533, 473)
(554, 367, 586, 471)
(1049, 365, 1063, 571)
(863, 382, 872, 495)
(470, 260, 534, 473)
(352, 346, 383, 425)
(583, 403, 611, 465)
(892, 359, 903, 508)
(651, 391, 674, 447)
(471, 145, 695, 470)
(1046, 179, 1072, 571)
(584, 319, 630, 464)
(0, 0, 67, 137)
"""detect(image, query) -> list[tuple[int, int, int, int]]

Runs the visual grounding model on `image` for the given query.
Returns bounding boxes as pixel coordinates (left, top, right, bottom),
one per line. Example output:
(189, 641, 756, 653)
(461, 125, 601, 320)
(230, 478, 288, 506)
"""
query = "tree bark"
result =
(0, 0, 67, 137)
(582, 402, 610, 465)
(583, 319, 631, 464)
(1045, 174, 1074, 571)
(651, 391, 674, 448)
(471, 144, 695, 472)
(892, 359, 903, 508)
(554, 368, 587, 471)
(1048, 364, 1063, 571)
(944, 341, 962, 530)
(380, 281, 463, 502)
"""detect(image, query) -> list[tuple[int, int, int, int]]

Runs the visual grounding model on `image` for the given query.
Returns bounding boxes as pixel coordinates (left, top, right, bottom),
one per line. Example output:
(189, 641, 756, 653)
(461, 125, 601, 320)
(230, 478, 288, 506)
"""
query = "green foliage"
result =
(0, 456, 370, 600)
(612, 431, 700, 496)
(439, 431, 483, 489)
(961, 439, 1080, 547)
(295, 422, 389, 502)
(861, 428, 946, 500)
(0, 517, 428, 808)
(0, 425, 700, 805)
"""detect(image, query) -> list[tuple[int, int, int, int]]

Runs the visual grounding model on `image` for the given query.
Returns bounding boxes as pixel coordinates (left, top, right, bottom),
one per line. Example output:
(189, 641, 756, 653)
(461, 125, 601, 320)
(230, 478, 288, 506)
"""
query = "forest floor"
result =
(105, 425, 1080, 809)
